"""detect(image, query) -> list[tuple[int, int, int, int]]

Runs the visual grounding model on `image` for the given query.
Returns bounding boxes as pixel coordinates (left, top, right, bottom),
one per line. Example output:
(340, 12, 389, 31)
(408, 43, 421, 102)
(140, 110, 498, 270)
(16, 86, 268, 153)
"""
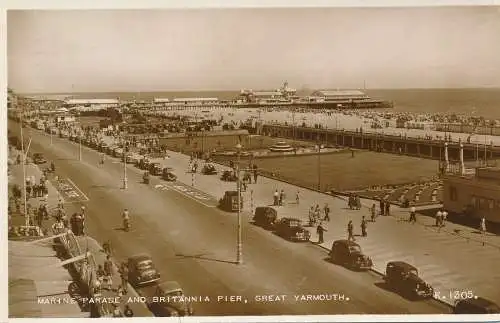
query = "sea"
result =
(25, 88, 500, 120)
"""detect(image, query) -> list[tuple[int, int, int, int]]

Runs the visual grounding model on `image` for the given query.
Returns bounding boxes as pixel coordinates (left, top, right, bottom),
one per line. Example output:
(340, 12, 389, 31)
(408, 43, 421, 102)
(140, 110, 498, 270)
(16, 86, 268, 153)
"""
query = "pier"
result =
(261, 124, 500, 161)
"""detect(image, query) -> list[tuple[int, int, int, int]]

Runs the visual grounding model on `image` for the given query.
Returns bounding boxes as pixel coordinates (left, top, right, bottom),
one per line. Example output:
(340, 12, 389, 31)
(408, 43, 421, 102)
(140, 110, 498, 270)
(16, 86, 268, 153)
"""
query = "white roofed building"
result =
(64, 98, 119, 110)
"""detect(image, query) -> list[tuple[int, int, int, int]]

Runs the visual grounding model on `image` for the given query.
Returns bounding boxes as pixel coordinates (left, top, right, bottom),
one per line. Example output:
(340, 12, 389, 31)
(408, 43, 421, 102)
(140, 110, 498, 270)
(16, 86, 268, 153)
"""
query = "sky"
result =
(7, 6, 500, 93)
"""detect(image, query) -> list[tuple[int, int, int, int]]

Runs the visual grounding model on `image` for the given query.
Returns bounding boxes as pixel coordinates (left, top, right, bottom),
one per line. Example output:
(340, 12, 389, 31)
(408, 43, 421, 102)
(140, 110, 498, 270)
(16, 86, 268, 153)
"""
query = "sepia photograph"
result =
(4, 3, 500, 321)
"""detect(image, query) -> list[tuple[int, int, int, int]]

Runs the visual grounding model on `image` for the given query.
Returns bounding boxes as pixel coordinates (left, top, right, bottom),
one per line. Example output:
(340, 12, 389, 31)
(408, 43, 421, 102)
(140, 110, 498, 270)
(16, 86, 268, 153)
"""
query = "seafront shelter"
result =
(64, 98, 120, 110)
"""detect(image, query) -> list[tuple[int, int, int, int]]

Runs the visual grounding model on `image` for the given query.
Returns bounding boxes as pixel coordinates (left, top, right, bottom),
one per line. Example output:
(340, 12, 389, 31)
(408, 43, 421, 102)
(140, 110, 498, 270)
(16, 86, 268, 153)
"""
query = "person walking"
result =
(273, 190, 279, 206)
(435, 209, 443, 227)
(361, 216, 367, 237)
(120, 263, 129, 294)
(347, 220, 355, 241)
(385, 201, 390, 216)
(409, 206, 417, 224)
(279, 189, 285, 206)
(253, 164, 258, 184)
(370, 203, 377, 222)
(103, 256, 114, 290)
(317, 222, 327, 244)
(442, 209, 448, 226)
(480, 217, 486, 234)
(323, 203, 330, 221)
(296, 191, 300, 205)
(379, 199, 385, 216)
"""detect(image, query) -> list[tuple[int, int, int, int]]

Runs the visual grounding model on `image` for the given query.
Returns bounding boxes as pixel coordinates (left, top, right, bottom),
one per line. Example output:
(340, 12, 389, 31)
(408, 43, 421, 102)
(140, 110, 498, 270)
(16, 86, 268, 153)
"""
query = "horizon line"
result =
(14, 86, 500, 95)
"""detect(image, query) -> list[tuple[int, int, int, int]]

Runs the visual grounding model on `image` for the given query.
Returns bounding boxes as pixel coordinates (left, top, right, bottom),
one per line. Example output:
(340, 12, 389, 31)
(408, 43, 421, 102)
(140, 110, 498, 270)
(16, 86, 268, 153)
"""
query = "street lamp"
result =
(123, 147, 128, 189)
(317, 136, 321, 191)
(235, 142, 243, 265)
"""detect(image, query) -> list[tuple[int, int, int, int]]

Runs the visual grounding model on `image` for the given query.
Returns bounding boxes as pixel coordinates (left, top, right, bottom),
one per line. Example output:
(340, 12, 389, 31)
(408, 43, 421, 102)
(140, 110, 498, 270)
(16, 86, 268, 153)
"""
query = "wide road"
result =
(9, 121, 452, 316)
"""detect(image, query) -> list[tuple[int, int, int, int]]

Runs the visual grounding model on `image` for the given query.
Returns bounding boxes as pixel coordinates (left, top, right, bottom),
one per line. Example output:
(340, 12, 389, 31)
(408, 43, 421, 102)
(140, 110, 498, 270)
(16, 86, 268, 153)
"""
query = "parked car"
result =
(454, 297, 500, 314)
(253, 206, 278, 230)
(274, 217, 311, 242)
(150, 163, 163, 176)
(384, 261, 434, 299)
(162, 167, 177, 181)
(328, 240, 373, 271)
(32, 153, 47, 164)
(221, 170, 237, 182)
(148, 281, 194, 317)
(201, 163, 217, 175)
(219, 190, 243, 212)
(127, 254, 161, 287)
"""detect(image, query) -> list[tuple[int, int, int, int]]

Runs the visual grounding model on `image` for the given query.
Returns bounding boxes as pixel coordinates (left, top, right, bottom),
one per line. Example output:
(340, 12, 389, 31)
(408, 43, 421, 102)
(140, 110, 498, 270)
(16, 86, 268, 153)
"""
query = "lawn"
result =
(228, 150, 440, 192)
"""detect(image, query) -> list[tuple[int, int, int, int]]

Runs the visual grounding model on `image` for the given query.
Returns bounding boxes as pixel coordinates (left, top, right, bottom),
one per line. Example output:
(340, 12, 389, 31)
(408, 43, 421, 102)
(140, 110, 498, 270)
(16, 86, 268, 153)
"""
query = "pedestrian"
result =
(123, 304, 134, 317)
(37, 206, 43, 227)
(355, 195, 361, 210)
(273, 189, 279, 206)
(253, 168, 258, 184)
(385, 201, 390, 216)
(480, 217, 486, 234)
(370, 203, 376, 222)
(279, 189, 285, 206)
(379, 199, 385, 216)
(323, 203, 330, 221)
(361, 216, 367, 237)
(409, 206, 417, 224)
(120, 263, 129, 293)
(112, 304, 122, 317)
(442, 209, 448, 226)
(103, 256, 114, 290)
(435, 209, 443, 227)
(103, 240, 113, 256)
(295, 191, 300, 205)
(347, 220, 355, 241)
(317, 222, 327, 244)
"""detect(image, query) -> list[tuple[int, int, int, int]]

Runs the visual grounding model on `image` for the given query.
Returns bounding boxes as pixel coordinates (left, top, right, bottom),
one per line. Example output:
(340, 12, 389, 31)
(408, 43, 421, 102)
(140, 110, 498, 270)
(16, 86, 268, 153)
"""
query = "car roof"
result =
(334, 239, 360, 247)
(387, 261, 417, 271)
(281, 217, 301, 221)
(158, 281, 182, 293)
(128, 254, 152, 263)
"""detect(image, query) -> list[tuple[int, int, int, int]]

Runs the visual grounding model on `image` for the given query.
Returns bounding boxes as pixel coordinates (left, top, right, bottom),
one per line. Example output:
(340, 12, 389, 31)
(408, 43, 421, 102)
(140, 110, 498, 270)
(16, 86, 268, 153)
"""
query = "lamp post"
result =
(235, 143, 243, 265)
(123, 147, 128, 189)
(317, 136, 321, 191)
(19, 109, 29, 226)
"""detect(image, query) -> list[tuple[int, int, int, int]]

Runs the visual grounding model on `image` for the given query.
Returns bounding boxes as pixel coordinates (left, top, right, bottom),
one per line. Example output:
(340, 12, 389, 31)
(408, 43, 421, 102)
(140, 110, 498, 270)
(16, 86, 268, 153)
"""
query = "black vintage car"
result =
(219, 191, 243, 212)
(329, 240, 373, 271)
(454, 297, 500, 314)
(221, 170, 237, 182)
(384, 261, 434, 300)
(32, 153, 47, 164)
(253, 206, 278, 230)
(148, 281, 194, 317)
(127, 254, 161, 287)
(201, 163, 217, 175)
(275, 217, 311, 242)
(150, 163, 163, 176)
(162, 167, 177, 181)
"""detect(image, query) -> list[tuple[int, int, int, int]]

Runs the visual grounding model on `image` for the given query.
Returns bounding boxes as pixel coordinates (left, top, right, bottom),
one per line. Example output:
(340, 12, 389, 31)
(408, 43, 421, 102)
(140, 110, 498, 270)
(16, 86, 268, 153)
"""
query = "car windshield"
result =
(137, 260, 153, 270)
(348, 245, 362, 253)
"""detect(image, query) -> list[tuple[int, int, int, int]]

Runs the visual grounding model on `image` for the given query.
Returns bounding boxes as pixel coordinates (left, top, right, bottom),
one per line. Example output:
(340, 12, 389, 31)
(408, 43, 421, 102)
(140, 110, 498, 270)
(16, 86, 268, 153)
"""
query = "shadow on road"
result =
(175, 253, 236, 265)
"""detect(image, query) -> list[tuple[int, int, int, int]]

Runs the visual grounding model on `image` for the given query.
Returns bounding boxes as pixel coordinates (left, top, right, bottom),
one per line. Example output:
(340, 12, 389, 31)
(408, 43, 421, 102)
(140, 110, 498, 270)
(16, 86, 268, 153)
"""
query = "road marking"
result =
(167, 184, 216, 208)
(66, 177, 90, 202)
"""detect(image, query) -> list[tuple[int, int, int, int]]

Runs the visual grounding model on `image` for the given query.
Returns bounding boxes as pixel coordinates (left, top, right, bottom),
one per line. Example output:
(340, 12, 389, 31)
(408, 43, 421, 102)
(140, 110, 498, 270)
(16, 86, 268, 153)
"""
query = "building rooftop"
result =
(312, 90, 368, 97)
(65, 98, 119, 105)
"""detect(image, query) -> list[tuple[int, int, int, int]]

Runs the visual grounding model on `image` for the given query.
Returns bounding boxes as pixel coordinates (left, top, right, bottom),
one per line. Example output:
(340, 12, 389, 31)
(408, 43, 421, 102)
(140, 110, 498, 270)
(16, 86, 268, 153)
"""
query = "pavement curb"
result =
(310, 241, 455, 308)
